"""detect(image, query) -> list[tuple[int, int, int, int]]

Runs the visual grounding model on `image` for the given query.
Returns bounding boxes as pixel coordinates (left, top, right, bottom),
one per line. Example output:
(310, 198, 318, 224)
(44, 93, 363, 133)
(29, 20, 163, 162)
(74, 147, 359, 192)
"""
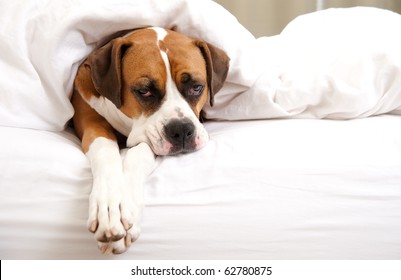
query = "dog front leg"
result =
(124, 143, 156, 241)
(86, 137, 135, 254)
(103, 142, 156, 254)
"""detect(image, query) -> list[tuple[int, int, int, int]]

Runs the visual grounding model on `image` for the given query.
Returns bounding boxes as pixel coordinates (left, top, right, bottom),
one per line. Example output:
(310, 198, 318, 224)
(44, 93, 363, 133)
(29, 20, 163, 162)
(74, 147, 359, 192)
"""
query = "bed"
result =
(1, 0, 401, 259)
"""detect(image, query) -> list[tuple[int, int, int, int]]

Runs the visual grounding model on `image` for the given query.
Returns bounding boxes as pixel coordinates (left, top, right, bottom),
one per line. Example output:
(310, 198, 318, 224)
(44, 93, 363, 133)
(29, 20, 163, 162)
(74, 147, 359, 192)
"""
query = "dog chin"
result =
(151, 139, 208, 156)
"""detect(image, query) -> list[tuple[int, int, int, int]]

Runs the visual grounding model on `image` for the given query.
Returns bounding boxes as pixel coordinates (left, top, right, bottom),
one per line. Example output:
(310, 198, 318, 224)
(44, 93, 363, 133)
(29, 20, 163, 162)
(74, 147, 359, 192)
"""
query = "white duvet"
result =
(1, 0, 401, 131)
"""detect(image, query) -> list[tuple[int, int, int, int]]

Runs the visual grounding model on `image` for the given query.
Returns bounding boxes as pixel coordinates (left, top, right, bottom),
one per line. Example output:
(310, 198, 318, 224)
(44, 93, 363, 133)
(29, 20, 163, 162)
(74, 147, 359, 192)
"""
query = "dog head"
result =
(83, 27, 229, 155)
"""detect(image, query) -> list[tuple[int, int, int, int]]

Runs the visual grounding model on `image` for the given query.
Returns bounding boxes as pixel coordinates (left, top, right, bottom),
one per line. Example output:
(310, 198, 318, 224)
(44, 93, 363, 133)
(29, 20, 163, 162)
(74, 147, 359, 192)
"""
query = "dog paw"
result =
(86, 179, 135, 243)
(96, 224, 141, 255)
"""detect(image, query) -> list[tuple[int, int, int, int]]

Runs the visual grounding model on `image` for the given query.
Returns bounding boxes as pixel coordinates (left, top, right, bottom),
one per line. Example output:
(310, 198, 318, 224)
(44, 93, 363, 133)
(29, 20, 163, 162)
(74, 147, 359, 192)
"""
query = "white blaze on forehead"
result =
(150, 27, 167, 42)
(150, 27, 189, 117)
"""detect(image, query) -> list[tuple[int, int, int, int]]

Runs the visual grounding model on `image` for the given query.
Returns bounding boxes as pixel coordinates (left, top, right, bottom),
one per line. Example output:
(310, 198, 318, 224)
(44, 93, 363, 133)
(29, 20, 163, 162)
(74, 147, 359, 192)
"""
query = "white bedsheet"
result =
(1, 116, 400, 259)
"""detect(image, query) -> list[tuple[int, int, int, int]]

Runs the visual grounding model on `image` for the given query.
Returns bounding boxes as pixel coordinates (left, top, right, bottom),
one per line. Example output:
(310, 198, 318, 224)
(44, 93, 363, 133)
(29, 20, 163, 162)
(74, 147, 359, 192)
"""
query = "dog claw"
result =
(96, 229, 112, 242)
(112, 247, 127, 255)
(99, 243, 109, 255)
(110, 228, 125, 241)
(122, 218, 133, 230)
(125, 234, 132, 247)
(88, 220, 98, 233)
(97, 235, 109, 243)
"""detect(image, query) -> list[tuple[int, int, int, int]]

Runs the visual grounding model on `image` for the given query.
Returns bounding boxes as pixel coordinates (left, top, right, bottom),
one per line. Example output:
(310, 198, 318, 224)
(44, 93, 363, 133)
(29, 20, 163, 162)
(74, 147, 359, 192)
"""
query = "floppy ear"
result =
(194, 40, 230, 106)
(87, 38, 132, 108)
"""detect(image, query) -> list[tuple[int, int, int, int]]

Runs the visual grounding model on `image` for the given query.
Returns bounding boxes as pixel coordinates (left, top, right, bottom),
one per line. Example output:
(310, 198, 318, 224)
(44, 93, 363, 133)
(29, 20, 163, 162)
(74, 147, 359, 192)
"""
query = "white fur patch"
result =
(88, 96, 133, 136)
(150, 27, 168, 41)
(86, 137, 128, 244)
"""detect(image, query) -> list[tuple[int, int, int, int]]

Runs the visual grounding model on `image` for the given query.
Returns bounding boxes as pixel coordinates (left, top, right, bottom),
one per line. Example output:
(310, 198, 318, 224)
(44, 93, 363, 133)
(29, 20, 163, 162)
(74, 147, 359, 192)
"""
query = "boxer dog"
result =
(71, 27, 229, 254)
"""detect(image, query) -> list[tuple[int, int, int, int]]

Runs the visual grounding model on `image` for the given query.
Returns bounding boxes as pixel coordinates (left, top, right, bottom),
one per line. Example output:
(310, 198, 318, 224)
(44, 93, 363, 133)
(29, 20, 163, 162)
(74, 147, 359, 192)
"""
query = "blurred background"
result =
(213, 0, 401, 37)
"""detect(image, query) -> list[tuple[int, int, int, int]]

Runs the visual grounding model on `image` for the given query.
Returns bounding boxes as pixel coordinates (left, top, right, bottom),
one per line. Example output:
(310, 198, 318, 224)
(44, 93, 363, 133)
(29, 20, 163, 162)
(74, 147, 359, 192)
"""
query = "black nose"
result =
(164, 118, 196, 153)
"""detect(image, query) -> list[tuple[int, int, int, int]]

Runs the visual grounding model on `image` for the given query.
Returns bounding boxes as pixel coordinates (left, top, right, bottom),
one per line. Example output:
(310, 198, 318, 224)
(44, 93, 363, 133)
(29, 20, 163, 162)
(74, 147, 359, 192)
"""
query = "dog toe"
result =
(128, 225, 141, 243)
(112, 246, 127, 255)
(111, 239, 129, 255)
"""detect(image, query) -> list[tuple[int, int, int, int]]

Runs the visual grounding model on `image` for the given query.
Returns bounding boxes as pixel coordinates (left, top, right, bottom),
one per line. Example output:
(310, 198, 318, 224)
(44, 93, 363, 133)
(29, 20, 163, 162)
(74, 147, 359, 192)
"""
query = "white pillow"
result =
(204, 7, 401, 120)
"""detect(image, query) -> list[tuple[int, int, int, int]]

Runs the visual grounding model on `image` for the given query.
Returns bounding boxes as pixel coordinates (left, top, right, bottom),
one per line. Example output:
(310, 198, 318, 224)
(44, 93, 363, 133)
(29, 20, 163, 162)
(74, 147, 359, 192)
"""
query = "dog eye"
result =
(188, 85, 204, 96)
(136, 88, 153, 98)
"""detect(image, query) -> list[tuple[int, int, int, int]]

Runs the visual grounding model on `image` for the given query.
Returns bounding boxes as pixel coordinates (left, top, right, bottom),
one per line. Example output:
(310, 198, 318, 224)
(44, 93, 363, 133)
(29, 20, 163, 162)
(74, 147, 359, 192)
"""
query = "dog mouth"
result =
(148, 118, 208, 156)
(164, 140, 199, 156)
(148, 137, 201, 156)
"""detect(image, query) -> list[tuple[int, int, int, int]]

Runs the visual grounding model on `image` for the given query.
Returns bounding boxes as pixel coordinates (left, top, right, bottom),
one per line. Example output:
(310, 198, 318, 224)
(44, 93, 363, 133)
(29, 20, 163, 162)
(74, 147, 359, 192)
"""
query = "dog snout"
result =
(164, 118, 196, 154)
